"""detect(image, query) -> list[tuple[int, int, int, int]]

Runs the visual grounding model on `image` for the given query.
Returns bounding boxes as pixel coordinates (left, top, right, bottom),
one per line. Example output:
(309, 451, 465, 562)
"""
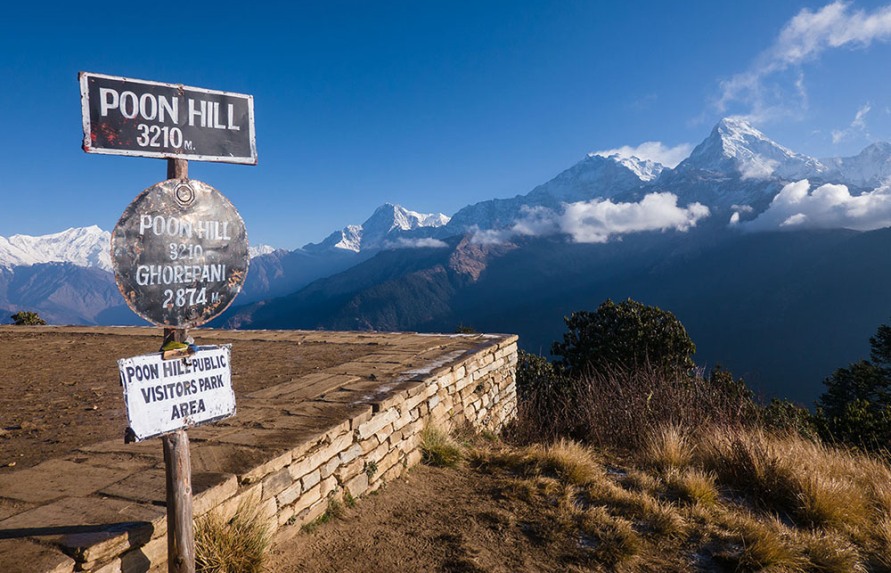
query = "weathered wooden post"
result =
(164, 152, 194, 573)
(163, 427, 194, 573)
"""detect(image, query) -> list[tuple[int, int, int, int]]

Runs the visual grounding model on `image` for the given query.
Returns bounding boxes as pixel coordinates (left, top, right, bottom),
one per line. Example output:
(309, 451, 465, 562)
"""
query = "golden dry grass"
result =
(485, 424, 891, 571)
(420, 426, 464, 468)
(195, 499, 270, 573)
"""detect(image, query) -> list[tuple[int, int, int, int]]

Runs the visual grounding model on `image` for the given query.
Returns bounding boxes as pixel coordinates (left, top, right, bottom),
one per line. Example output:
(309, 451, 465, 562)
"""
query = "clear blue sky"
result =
(3, 1, 891, 249)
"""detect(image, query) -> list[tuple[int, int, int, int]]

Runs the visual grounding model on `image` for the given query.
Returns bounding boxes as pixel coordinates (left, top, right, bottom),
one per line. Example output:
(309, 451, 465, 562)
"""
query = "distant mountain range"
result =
(5, 117, 891, 404)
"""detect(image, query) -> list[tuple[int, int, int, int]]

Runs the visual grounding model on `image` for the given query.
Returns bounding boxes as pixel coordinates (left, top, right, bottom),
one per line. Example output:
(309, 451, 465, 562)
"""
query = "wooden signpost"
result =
(81, 71, 256, 573)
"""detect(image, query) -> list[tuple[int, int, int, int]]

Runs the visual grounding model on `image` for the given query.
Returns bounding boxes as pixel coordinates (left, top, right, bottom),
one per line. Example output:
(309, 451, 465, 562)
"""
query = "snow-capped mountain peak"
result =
(303, 203, 450, 253)
(598, 153, 665, 182)
(678, 117, 827, 180)
(363, 203, 450, 239)
(822, 141, 891, 187)
(248, 244, 278, 258)
(0, 226, 112, 271)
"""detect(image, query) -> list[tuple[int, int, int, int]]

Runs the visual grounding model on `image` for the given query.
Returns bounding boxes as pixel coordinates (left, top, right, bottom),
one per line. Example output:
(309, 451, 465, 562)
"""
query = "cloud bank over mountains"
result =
(743, 179, 891, 232)
(592, 141, 693, 169)
(463, 116, 891, 246)
(471, 193, 710, 245)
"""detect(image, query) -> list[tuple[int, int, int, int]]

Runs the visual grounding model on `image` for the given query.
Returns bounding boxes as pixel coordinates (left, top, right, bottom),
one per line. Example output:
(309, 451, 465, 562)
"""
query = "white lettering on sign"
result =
(138, 215, 232, 241)
(134, 265, 225, 286)
(99, 88, 180, 123)
(186, 100, 241, 131)
(97, 86, 242, 153)
(118, 345, 236, 441)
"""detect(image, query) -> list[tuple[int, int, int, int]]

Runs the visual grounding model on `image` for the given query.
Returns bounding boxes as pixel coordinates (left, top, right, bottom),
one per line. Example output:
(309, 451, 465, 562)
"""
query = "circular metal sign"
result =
(112, 179, 249, 328)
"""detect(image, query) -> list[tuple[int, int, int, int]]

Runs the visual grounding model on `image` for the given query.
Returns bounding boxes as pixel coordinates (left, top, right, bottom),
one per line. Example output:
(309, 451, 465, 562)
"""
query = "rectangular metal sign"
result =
(80, 72, 257, 164)
(118, 345, 236, 441)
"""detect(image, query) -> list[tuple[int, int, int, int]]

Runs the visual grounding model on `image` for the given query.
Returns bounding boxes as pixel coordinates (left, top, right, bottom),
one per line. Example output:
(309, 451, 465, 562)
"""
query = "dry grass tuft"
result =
(715, 512, 808, 572)
(795, 473, 871, 530)
(873, 516, 891, 569)
(642, 425, 692, 472)
(802, 531, 865, 573)
(468, 424, 891, 570)
(620, 469, 660, 495)
(195, 499, 270, 573)
(578, 506, 642, 565)
(533, 439, 603, 486)
(420, 426, 463, 468)
(697, 427, 878, 532)
(664, 467, 719, 507)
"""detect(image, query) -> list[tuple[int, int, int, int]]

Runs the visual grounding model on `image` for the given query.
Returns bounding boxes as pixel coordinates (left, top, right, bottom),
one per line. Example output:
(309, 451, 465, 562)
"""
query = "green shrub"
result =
(761, 398, 820, 440)
(551, 298, 695, 377)
(10, 311, 46, 325)
(816, 320, 891, 451)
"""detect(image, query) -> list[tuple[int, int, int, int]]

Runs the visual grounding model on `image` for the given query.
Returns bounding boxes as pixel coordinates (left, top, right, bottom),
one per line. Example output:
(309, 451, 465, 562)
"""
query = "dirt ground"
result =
(268, 458, 598, 573)
(0, 327, 375, 470)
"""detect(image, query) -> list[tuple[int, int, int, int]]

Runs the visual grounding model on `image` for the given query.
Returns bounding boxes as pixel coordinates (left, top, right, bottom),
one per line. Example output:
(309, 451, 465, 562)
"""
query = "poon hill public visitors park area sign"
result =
(80, 70, 257, 573)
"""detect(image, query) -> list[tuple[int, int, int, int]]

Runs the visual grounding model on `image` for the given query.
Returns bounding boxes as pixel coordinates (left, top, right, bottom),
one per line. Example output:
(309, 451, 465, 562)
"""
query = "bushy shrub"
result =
(816, 321, 891, 452)
(551, 298, 695, 377)
(761, 398, 820, 440)
(514, 300, 754, 449)
(10, 311, 46, 325)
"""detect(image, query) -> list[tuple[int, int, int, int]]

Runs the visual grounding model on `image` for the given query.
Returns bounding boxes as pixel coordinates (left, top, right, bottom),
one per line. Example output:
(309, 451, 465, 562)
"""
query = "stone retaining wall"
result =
(1, 331, 517, 573)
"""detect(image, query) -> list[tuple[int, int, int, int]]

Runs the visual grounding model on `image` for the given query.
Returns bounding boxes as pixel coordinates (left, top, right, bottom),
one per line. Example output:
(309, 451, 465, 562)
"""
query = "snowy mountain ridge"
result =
(304, 203, 451, 253)
(0, 226, 112, 271)
(592, 153, 665, 182)
(0, 227, 279, 271)
(7, 117, 891, 269)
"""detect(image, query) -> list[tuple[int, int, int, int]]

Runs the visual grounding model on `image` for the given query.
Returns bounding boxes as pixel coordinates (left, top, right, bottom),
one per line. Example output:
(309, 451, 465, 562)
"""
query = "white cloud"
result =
(740, 157, 780, 180)
(471, 193, 710, 244)
(773, 2, 891, 64)
(469, 228, 513, 245)
(561, 193, 710, 243)
(744, 179, 891, 231)
(509, 206, 561, 237)
(831, 102, 872, 143)
(592, 141, 693, 168)
(385, 237, 449, 249)
(717, 2, 891, 121)
(729, 204, 755, 225)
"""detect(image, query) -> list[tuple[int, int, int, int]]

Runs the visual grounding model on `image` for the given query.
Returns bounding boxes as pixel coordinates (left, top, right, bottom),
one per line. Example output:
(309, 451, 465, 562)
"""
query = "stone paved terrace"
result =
(0, 327, 518, 573)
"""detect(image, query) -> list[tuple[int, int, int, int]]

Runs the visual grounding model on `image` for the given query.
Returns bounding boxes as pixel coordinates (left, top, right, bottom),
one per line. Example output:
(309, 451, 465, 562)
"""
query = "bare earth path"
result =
(268, 460, 592, 573)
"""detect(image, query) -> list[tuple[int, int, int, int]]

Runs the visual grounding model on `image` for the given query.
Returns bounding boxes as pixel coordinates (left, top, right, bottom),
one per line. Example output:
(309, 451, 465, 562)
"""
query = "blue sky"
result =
(3, 1, 891, 249)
